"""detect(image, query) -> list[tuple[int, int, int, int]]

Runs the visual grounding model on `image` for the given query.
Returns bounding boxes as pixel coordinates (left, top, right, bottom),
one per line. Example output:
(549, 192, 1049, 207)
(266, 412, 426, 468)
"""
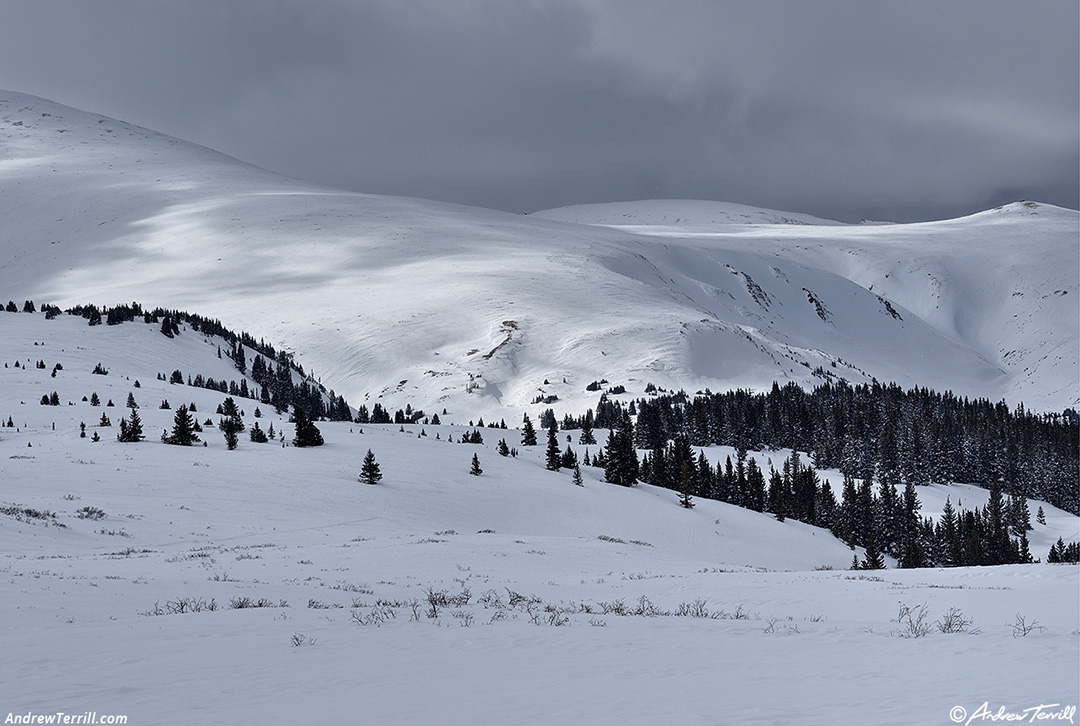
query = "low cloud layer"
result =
(1, 1, 1075, 221)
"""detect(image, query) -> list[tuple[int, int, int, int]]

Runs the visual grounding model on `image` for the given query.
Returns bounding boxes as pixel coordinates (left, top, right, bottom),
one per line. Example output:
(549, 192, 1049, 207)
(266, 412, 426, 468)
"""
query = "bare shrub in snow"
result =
(892, 602, 931, 638)
(351, 606, 396, 626)
(1010, 613, 1046, 637)
(676, 599, 711, 618)
(290, 633, 316, 647)
(142, 596, 218, 616)
(307, 599, 343, 610)
(230, 597, 277, 609)
(936, 607, 979, 634)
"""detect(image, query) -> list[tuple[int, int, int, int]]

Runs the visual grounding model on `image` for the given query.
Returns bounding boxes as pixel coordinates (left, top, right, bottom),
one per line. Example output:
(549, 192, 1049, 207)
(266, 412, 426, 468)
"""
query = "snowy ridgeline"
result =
(0, 90, 1077, 421)
(1, 303, 1078, 724)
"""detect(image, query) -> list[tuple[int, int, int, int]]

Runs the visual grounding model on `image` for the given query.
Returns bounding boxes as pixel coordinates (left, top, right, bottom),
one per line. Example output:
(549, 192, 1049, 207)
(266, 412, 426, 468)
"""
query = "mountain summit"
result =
(1, 91, 1076, 416)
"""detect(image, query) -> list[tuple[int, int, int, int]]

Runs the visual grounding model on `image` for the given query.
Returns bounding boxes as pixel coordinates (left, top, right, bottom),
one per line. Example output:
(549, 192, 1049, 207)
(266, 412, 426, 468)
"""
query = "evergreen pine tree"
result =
(939, 497, 960, 567)
(767, 468, 788, 521)
(545, 424, 562, 471)
(678, 461, 695, 509)
(249, 421, 269, 443)
(1036, 506, 1046, 526)
(561, 445, 578, 470)
(861, 533, 886, 570)
(579, 420, 597, 445)
(497, 438, 510, 456)
(603, 417, 639, 487)
(359, 449, 382, 485)
(744, 458, 766, 513)
(469, 453, 483, 476)
(898, 482, 924, 568)
(572, 463, 584, 486)
(117, 408, 144, 442)
(983, 480, 1010, 564)
(220, 414, 242, 450)
(521, 414, 538, 446)
(126, 392, 138, 409)
(163, 405, 199, 446)
(291, 405, 324, 447)
(1017, 529, 1033, 564)
(1047, 538, 1064, 563)
(1007, 494, 1032, 536)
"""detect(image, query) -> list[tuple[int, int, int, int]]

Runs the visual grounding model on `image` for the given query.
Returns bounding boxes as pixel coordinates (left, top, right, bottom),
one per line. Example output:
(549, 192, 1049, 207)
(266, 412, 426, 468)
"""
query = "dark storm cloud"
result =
(0, 0, 1075, 221)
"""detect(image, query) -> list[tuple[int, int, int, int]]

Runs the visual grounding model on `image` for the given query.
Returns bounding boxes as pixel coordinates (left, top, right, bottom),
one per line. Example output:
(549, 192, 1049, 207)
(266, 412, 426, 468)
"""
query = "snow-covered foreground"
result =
(1, 316, 1077, 724)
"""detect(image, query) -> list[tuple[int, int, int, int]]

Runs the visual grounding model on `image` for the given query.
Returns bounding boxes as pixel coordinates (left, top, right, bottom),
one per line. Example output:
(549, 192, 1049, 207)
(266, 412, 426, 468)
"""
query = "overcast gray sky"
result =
(1, 1, 1076, 221)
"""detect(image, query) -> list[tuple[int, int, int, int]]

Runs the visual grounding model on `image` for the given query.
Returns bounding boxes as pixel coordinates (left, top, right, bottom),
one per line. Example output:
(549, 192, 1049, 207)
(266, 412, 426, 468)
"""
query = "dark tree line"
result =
(610, 426, 1059, 567)
(621, 381, 1077, 515)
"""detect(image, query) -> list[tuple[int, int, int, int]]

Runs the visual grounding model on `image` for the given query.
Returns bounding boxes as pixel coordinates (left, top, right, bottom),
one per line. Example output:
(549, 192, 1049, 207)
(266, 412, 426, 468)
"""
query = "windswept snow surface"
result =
(0, 91, 1077, 423)
(0, 313, 1077, 725)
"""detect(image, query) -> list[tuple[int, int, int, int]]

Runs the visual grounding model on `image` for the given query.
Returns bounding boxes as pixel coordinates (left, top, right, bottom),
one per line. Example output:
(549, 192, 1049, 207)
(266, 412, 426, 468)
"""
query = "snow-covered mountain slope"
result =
(1, 90, 1076, 422)
(532, 198, 845, 227)
(1, 309, 1077, 725)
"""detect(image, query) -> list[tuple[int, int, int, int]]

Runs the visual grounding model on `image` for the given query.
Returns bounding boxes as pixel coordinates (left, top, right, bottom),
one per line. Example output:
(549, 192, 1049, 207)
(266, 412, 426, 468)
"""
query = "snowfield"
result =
(0, 313, 1076, 725)
(0, 90, 1076, 423)
(0, 90, 1077, 724)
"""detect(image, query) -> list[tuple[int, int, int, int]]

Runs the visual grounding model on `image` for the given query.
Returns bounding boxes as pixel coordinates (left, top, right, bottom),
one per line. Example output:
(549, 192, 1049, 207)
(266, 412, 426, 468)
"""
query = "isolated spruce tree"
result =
(469, 453, 483, 476)
(249, 421, 269, 443)
(116, 408, 145, 442)
(291, 405, 324, 447)
(359, 449, 382, 485)
(126, 392, 138, 409)
(560, 445, 578, 470)
(521, 414, 538, 446)
(163, 405, 199, 446)
(219, 397, 245, 450)
(545, 424, 562, 471)
(572, 463, 584, 486)
(1036, 507, 1046, 526)
(90, 392, 100, 407)
(220, 415, 242, 450)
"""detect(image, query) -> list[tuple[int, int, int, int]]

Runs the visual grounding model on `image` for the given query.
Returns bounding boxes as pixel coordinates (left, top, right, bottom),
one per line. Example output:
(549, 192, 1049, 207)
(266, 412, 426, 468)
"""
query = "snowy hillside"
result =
(532, 198, 846, 227)
(0, 91, 1076, 423)
(1, 310, 1077, 725)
